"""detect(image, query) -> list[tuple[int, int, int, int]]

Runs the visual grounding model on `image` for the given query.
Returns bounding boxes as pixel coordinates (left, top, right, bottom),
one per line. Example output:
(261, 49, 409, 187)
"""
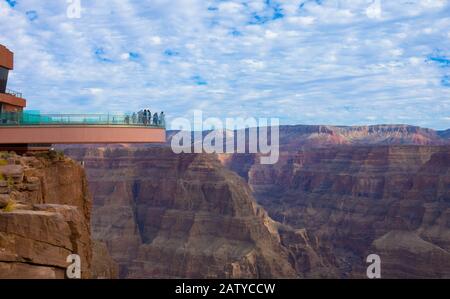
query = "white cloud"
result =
(241, 59, 265, 70)
(264, 30, 278, 39)
(120, 53, 130, 60)
(366, 0, 382, 19)
(421, 0, 448, 9)
(390, 49, 404, 57)
(150, 36, 162, 45)
(218, 1, 242, 14)
(247, 0, 265, 12)
(287, 16, 316, 26)
(88, 88, 104, 95)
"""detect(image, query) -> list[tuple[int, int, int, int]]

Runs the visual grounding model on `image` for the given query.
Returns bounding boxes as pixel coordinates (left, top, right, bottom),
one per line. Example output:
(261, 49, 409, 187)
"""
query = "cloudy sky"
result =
(0, 0, 449, 129)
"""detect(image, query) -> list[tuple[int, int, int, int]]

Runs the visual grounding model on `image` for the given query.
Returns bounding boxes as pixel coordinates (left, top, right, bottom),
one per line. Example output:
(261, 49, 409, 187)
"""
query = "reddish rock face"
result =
(0, 152, 117, 279)
(0, 152, 93, 278)
(65, 147, 299, 278)
(230, 145, 450, 278)
(177, 125, 449, 278)
(275, 125, 449, 150)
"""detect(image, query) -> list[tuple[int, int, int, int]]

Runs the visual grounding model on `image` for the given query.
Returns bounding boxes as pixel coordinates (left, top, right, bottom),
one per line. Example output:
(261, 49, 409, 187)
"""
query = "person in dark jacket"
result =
(159, 111, 165, 127)
(147, 110, 152, 126)
(143, 110, 148, 125)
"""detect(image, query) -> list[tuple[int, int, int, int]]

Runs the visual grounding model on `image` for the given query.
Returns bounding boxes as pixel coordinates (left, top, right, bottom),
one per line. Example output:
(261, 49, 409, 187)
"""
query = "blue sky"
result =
(0, 0, 449, 129)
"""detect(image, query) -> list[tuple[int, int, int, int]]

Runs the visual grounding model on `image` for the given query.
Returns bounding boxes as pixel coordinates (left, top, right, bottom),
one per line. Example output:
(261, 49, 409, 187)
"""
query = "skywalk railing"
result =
(5, 89, 23, 98)
(0, 112, 166, 128)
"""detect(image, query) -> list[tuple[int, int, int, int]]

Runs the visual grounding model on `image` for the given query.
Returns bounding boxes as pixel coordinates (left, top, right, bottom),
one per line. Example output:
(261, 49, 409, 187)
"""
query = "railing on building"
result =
(0, 111, 166, 128)
(5, 88, 23, 98)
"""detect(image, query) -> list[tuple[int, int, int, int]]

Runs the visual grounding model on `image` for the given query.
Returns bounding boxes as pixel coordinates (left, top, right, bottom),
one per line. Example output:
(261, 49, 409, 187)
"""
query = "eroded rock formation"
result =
(65, 147, 299, 278)
(237, 145, 450, 278)
(0, 151, 116, 279)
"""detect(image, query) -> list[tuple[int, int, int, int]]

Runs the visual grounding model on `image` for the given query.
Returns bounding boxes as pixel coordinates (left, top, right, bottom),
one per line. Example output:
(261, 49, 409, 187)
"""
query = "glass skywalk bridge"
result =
(0, 111, 166, 151)
(0, 111, 165, 128)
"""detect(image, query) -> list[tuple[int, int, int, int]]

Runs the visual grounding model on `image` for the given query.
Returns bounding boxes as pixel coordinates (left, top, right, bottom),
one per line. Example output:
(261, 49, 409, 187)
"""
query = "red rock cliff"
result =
(0, 151, 93, 278)
(239, 145, 450, 278)
(0, 151, 117, 279)
(65, 147, 299, 278)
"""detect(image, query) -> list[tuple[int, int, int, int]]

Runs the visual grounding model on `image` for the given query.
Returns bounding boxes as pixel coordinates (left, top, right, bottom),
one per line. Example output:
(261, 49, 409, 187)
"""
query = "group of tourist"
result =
(126, 110, 165, 127)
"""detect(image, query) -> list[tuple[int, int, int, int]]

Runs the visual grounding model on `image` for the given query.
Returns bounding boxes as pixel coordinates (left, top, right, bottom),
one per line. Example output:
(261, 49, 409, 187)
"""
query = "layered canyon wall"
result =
(65, 147, 302, 278)
(231, 145, 450, 278)
(0, 151, 117, 279)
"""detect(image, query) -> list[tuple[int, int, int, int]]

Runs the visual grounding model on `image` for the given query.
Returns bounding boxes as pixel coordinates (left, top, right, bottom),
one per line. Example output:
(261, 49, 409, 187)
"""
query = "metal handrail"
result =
(5, 88, 23, 98)
(0, 112, 166, 128)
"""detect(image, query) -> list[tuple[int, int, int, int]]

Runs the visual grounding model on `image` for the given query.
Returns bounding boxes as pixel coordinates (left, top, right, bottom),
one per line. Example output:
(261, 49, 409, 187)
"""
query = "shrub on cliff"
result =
(35, 150, 65, 162)
(0, 199, 16, 212)
(0, 152, 13, 160)
(7, 176, 14, 188)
